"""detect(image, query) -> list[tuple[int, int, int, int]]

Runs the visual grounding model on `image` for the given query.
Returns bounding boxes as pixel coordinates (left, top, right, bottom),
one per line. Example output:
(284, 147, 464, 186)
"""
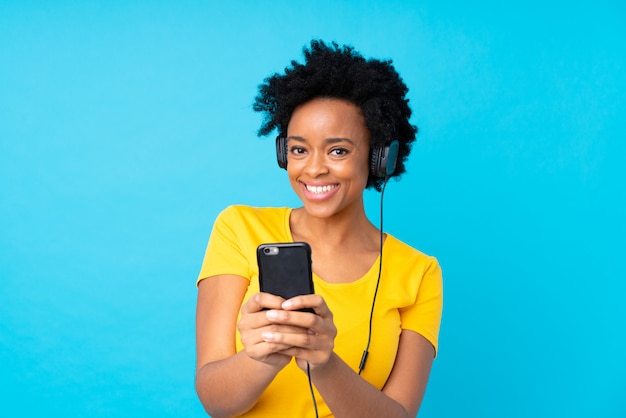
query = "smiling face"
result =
(286, 97, 371, 220)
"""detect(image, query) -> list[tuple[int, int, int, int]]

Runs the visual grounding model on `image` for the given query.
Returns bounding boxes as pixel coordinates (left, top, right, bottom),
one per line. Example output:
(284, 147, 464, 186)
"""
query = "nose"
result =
(303, 150, 329, 177)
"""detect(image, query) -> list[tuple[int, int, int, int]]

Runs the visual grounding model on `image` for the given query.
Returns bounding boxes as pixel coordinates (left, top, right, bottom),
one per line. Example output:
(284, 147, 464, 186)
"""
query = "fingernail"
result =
(282, 300, 293, 309)
(262, 332, 274, 341)
(266, 310, 279, 320)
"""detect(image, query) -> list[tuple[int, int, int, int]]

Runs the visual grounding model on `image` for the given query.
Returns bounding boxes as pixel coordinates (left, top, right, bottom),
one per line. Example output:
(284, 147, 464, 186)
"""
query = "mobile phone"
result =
(257, 242, 314, 312)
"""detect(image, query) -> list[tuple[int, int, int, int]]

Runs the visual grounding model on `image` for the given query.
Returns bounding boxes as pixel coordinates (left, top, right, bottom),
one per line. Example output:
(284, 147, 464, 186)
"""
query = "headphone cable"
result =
(358, 176, 389, 375)
(306, 361, 319, 418)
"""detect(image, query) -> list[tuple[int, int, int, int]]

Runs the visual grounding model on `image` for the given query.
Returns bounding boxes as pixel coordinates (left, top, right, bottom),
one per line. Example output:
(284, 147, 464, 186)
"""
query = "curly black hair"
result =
(253, 40, 418, 191)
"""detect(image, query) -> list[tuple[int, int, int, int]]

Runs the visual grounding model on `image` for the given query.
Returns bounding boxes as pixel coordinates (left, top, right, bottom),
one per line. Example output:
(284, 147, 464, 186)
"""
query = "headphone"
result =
(275, 136, 400, 178)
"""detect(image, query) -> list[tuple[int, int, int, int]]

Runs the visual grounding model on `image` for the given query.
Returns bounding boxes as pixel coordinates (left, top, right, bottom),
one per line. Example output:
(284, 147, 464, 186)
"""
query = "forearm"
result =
(310, 353, 410, 418)
(195, 351, 281, 418)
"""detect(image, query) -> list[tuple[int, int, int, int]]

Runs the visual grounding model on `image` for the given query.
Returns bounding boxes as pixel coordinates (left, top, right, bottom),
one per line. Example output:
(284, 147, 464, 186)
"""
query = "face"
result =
(286, 97, 370, 219)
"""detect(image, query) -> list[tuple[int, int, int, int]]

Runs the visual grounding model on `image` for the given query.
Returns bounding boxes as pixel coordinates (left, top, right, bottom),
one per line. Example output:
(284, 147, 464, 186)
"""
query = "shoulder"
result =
(385, 234, 437, 263)
(213, 205, 292, 239)
(216, 205, 290, 223)
(383, 235, 443, 316)
(384, 234, 442, 276)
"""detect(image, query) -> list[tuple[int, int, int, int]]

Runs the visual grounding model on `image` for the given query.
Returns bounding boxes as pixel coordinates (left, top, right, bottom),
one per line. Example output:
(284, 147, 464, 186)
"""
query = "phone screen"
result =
(257, 242, 314, 302)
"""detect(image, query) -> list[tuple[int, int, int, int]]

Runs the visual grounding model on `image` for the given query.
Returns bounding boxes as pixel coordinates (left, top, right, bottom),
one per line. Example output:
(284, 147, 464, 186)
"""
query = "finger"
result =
(238, 311, 296, 338)
(280, 338, 335, 370)
(241, 326, 295, 356)
(241, 292, 286, 314)
(243, 341, 293, 368)
(240, 322, 307, 349)
(282, 294, 331, 317)
(252, 338, 293, 354)
(265, 309, 320, 331)
(266, 323, 309, 335)
(261, 328, 315, 348)
(264, 330, 334, 361)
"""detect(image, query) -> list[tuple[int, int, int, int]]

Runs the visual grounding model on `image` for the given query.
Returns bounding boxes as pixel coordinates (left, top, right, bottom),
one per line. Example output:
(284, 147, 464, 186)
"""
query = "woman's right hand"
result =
(237, 292, 307, 370)
(196, 278, 302, 417)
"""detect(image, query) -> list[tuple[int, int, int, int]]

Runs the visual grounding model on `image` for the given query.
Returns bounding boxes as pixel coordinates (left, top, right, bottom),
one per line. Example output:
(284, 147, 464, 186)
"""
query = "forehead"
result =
(287, 98, 368, 141)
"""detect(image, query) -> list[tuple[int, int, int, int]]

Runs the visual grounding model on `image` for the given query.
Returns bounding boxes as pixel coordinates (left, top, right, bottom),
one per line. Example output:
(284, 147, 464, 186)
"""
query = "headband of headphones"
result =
(275, 136, 399, 178)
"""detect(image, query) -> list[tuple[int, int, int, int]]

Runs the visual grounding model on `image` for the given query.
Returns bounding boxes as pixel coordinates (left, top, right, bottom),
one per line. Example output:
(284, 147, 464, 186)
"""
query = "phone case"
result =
(257, 242, 314, 304)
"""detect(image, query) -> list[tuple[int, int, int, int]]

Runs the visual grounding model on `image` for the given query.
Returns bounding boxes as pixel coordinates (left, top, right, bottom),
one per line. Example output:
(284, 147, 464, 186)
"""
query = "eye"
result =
(289, 146, 307, 155)
(330, 148, 349, 156)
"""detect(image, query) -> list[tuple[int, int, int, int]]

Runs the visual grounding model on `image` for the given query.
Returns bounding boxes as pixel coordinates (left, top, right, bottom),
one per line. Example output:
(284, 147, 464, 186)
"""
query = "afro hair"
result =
(253, 40, 418, 191)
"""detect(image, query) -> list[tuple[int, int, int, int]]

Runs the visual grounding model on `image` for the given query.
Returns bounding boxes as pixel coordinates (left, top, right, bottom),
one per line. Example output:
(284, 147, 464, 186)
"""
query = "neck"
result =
(290, 201, 378, 247)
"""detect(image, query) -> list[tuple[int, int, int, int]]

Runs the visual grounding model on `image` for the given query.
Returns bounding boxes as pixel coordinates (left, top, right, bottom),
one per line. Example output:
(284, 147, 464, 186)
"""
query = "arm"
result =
(311, 331, 433, 418)
(264, 296, 435, 417)
(195, 275, 301, 418)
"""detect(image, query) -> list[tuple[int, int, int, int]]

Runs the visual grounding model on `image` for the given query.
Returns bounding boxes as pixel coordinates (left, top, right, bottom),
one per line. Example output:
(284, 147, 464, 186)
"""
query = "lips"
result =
(305, 184, 338, 194)
(301, 182, 340, 200)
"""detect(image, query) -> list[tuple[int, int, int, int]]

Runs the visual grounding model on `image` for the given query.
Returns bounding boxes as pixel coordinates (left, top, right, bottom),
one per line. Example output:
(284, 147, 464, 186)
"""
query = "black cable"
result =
(306, 361, 319, 418)
(358, 176, 389, 375)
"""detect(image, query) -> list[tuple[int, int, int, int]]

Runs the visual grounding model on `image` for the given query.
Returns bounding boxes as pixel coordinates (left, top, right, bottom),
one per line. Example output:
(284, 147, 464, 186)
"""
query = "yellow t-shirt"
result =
(197, 205, 443, 418)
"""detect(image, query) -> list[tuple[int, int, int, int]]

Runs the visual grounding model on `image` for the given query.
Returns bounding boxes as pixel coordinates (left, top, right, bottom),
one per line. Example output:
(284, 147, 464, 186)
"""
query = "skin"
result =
(196, 98, 434, 417)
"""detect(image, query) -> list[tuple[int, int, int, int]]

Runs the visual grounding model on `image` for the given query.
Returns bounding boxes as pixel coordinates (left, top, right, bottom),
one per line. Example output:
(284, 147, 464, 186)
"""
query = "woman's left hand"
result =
(261, 294, 337, 371)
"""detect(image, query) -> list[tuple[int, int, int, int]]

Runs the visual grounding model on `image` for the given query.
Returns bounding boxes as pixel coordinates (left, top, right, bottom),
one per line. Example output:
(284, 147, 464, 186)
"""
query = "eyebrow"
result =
(287, 136, 355, 145)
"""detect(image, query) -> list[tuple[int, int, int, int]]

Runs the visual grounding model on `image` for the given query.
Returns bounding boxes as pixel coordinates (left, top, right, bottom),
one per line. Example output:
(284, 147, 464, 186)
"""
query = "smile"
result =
(305, 184, 338, 194)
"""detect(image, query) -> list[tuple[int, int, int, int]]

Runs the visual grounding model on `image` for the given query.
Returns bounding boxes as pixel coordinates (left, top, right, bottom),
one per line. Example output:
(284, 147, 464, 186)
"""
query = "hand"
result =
(261, 294, 337, 372)
(237, 292, 310, 370)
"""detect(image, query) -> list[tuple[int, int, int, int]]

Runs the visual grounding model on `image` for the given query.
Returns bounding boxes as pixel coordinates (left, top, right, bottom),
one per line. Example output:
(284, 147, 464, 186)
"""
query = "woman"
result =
(196, 40, 443, 417)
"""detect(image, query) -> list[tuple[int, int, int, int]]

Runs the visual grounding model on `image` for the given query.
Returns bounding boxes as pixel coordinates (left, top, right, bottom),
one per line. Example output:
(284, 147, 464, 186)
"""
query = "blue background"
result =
(1, 1, 624, 417)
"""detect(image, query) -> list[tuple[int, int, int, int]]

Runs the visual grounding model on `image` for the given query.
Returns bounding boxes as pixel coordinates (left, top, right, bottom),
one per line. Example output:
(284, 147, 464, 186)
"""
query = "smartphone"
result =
(257, 242, 314, 312)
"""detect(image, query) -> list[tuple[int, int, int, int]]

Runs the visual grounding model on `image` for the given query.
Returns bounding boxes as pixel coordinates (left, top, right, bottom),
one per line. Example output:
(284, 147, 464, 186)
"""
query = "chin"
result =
(303, 200, 354, 220)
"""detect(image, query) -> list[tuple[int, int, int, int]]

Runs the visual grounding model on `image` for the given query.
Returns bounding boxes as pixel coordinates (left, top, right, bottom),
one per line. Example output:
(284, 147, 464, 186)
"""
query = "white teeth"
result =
(306, 184, 336, 194)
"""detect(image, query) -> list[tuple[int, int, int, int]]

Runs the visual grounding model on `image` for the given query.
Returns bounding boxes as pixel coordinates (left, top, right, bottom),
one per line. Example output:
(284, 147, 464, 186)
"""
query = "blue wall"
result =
(1, 1, 624, 417)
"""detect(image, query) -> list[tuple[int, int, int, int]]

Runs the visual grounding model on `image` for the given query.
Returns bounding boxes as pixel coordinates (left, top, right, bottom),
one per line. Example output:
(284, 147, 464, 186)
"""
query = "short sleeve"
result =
(196, 206, 252, 285)
(399, 256, 443, 355)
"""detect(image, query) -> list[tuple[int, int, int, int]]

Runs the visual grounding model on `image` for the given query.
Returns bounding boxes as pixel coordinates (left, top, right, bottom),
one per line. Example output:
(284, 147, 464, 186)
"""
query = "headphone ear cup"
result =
(276, 136, 288, 169)
(370, 140, 399, 177)
(370, 145, 383, 176)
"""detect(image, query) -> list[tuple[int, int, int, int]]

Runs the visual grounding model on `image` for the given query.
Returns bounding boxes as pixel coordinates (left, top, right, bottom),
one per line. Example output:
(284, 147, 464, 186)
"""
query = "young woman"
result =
(195, 40, 443, 418)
